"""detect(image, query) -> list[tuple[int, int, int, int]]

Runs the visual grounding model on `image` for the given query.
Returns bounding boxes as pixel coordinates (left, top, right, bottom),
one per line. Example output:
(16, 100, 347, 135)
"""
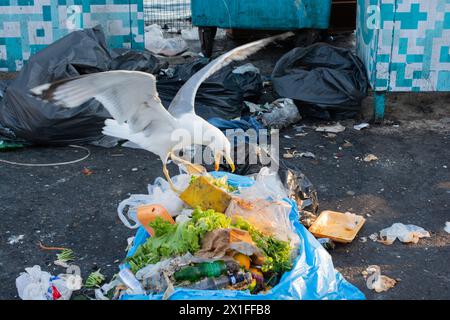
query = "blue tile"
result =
(42, 5, 51, 21)
(18, 0, 34, 5)
(36, 28, 45, 37)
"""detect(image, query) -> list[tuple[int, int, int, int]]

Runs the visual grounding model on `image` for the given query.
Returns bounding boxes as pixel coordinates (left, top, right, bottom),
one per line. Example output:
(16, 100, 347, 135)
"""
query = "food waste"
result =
(113, 174, 297, 297)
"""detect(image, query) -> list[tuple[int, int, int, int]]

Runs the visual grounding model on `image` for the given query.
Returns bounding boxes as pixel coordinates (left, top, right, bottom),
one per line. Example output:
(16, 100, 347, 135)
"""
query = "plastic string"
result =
(0, 144, 90, 167)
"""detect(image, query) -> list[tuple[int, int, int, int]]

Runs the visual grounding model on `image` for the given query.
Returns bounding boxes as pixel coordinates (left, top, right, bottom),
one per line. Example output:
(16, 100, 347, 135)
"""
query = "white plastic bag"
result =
(260, 98, 302, 129)
(117, 174, 190, 229)
(181, 27, 227, 41)
(145, 24, 187, 56)
(226, 168, 298, 247)
(238, 167, 288, 201)
(16, 265, 80, 300)
(181, 27, 199, 40)
(379, 223, 430, 245)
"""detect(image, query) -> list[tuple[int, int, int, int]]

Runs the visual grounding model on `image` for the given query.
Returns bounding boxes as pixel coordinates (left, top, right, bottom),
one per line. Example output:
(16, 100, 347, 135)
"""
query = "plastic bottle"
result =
(173, 261, 227, 282)
(185, 275, 230, 290)
(183, 272, 253, 290)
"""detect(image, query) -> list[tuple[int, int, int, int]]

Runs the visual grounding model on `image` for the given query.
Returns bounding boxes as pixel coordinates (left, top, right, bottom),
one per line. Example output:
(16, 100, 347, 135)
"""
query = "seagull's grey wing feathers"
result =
(31, 70, 176, 133)
(168, 31, 294, 117)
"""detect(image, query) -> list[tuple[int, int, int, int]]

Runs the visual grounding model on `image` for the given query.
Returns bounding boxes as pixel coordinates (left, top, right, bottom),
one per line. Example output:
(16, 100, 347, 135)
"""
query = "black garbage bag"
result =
(272, 43, 368, 120)
(157, 59, 263, 120)
(0, 26, 162, 145)
(110, 48, 165, 73)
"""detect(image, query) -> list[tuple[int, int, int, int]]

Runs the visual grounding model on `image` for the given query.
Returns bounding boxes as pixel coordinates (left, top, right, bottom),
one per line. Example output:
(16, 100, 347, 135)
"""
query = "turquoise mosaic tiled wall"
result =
(0, 0, 144, 71)
(357, 0, 450, 92)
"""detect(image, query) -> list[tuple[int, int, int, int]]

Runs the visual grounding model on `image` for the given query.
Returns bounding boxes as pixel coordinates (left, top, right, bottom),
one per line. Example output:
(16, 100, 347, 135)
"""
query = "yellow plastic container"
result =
(179, 175, 232, 213)
(308, 210, 366, 243)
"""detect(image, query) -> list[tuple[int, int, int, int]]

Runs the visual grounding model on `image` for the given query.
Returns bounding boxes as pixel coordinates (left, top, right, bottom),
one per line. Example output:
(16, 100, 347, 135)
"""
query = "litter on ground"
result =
(445, 222, 450, 234)
(354, 123, 370, 130)
(364, 154, 378, 162)
(7, 234, 24, 245)
(15, 265, 82, 300)
(308, 211, 365, 243)
(379, 223, 431, 245)
(315, 123, 346, 134)
(363, 265, 397, 293)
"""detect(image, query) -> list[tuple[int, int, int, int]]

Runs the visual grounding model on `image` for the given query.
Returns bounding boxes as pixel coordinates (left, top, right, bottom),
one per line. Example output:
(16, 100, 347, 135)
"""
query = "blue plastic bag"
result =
(120, 172, 365, 300)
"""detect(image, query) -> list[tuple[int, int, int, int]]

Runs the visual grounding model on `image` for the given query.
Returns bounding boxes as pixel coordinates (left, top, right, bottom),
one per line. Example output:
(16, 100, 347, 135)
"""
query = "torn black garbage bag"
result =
(0, 26, 163, 145)
(272, 43, 368, 120)
(157, 59, 263, 120)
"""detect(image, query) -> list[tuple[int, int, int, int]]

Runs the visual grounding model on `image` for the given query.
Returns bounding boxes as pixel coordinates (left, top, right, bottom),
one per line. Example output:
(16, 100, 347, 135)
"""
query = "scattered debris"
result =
(342, 141, 353, 148)
(131, 168, 138, 172)
(295, 133, 308, 137)
(283, 150, 316, 159)
(364, 265, 397, 293)
(56, 249, 75, 265)
(16, 265, 81, 300)
(299, 152, 316, 159)
(379, 223, 431, 245)
(244, 101, 270, 114)
(126, 237, 135, 252)
(324, 133, 337, 139)
(144, 24, 187, 56)
(309, 211, 366, 243)
(81, 167, 94, 176)
(300, 211, 318, 228)
(354, 123, 370, 131)
(318, 238, 335, 250)
(232, 63, 260, 75)
(315, 123, 346, 134)
(85, 269, 106, 288)
(283, 152, 294, 159)
(293, 125, 307, 133)
(346, 190, 355, 196)
(7, 234, 24, 244)
(181, 27, 227, 41)
(364, 154, 378, 162)
(180, 27, 200, 40)
(258, 98, 302, 129)
(359, 237, 367, 243)
(0, 140, 25, 151)
(37, 242, 75, 268)
(369, 233, 379, 242)
(445, 222, 450, 234)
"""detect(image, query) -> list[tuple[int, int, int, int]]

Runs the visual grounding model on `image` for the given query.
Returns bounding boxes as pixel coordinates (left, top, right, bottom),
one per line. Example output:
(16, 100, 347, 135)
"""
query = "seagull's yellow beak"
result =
(225, 154, 235, 173)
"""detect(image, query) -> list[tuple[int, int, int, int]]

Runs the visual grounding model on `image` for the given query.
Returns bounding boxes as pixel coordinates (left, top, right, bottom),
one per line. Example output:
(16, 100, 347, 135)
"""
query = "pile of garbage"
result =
(0, 26, 262, 146)
(91, 168, 365, 300)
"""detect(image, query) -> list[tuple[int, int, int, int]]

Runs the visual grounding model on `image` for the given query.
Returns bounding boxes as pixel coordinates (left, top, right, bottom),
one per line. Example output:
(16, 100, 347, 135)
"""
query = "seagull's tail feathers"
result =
(102, 119, 131, 141)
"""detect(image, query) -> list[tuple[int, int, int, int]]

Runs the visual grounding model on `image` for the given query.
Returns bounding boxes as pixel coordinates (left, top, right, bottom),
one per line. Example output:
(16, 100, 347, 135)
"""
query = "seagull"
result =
(30, 32, 293, 191)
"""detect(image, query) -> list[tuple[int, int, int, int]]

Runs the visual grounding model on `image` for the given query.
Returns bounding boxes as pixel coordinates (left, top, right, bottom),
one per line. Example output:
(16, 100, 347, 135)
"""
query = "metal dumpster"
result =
(191, 0, 332, 56)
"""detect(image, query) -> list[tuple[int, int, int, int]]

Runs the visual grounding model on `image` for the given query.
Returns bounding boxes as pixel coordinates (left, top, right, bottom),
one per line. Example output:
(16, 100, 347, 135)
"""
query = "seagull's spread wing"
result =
(30, 70, 176, 134)
(168, 32, 294, 117)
